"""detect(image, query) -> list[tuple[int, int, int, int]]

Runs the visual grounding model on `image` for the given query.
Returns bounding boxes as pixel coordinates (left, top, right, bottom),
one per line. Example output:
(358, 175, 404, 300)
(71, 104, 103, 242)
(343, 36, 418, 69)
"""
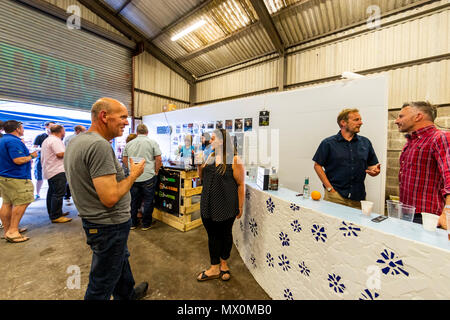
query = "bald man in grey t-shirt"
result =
(64, 98, 148, 300)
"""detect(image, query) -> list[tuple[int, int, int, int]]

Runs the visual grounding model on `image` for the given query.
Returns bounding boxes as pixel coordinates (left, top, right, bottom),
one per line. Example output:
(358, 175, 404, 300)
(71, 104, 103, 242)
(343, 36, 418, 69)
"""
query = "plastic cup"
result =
(421, 213, 439, 232)
(446, 212, 450, 241)
(361, 201, 374, 216)
(399, 203, 415, 222)
(386, 200, 401, 219)
(130, 156, 143, 164)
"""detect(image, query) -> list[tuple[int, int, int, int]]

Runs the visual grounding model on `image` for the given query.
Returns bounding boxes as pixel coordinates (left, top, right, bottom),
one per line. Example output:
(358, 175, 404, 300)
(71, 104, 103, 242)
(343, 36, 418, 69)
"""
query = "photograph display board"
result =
(143, 76, 388, 214)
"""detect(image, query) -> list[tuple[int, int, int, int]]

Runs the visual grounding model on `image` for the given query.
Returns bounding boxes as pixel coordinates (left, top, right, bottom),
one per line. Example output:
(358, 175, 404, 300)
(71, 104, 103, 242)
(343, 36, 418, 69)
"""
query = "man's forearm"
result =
(314, 164, 333, 189)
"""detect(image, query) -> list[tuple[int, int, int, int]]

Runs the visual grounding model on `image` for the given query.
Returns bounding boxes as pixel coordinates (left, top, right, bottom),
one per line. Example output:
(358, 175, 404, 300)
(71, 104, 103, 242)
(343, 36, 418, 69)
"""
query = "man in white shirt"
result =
(122, 124, 162, 230)
(41, 125, 72, 223)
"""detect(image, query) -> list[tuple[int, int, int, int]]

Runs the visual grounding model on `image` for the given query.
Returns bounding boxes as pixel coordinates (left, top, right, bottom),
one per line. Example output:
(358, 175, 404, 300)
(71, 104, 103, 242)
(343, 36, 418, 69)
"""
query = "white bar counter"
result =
(232, 182, 450, 300)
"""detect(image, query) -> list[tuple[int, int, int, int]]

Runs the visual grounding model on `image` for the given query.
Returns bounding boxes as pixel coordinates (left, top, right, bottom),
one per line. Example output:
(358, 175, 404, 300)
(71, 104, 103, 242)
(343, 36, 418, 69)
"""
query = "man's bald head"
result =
(91, 98, 126, 122)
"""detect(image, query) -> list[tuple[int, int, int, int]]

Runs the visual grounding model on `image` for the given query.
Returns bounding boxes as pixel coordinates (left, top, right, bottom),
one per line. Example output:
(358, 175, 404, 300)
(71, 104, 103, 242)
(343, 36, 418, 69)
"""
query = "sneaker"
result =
(51, 216, 72, 223)
(141, 225, 153, 231)
(130, 225, 138, 230)
(133, 282, 148, 300)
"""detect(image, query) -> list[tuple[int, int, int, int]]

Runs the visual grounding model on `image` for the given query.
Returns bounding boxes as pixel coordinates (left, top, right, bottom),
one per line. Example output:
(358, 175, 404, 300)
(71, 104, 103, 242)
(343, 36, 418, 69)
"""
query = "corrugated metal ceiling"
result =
(99, 0, 431, 77)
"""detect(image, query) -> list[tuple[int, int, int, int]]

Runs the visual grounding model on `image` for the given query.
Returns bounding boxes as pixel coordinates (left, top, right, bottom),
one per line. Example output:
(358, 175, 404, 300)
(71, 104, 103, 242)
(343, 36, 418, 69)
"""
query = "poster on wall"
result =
(193, 123, 199, 134)
(225, 120, 233, 131)
(176, 125, 181, 134)
(234, 119, 243, 132)
(188, 123, 193, 134)
(259, 111, 270, 126)
(216, 120, 223, 129)
(207, 122, 214, 129)
(182, 124, 188, 133)
(244, 118, 253, 132)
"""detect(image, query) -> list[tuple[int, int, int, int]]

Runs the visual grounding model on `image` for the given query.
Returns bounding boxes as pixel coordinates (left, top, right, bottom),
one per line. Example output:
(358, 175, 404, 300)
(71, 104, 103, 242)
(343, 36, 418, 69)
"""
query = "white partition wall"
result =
(143, 75, 389, 214)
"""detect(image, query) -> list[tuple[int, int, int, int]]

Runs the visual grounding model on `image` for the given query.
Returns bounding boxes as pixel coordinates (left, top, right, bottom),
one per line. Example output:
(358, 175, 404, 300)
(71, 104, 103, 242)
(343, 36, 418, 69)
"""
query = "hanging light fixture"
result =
(171, 20, 206, 41)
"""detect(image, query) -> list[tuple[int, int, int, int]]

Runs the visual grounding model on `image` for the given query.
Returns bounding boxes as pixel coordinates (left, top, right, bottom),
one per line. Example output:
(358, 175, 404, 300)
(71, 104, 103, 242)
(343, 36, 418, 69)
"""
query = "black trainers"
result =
(133, 282, 149, 300)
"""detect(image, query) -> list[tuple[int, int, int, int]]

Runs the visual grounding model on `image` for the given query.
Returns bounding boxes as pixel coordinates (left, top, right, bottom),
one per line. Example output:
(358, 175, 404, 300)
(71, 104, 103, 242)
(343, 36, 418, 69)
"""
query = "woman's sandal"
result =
(5, 235, 30, 243)
(220, 269, 231, 281)
(1, 227, 28, 240)
(197, 270, 221, 281)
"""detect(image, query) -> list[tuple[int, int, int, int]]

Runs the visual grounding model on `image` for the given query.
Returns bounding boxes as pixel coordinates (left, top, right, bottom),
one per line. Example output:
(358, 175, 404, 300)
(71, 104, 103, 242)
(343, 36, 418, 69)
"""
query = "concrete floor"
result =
(0, 186, 270, 300)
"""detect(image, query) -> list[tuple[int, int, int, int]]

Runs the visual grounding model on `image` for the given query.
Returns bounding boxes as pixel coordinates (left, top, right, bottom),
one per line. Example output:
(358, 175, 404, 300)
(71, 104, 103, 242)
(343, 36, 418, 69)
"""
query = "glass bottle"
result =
(303, 177, 310, 199)
(269, 167, 278, 191)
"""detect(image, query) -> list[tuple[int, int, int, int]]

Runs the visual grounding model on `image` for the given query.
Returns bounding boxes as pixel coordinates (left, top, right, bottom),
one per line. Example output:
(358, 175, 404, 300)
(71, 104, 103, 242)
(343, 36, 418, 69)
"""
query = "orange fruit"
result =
(311, 191, 321, 201)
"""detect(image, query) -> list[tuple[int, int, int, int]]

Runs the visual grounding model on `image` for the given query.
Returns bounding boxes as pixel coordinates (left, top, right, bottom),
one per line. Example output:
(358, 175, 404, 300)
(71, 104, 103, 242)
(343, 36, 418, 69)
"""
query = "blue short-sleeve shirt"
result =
(312, 131, 379, 201)
(0, 134, 32, 180)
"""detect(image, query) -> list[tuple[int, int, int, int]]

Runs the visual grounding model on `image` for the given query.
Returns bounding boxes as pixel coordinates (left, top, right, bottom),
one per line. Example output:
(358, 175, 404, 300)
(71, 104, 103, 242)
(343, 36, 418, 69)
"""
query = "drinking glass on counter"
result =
(386, 200, 401, 219)
(421, 213, 439, 232)
(360, 201, 374, 216)
(399, 204, 415, 222)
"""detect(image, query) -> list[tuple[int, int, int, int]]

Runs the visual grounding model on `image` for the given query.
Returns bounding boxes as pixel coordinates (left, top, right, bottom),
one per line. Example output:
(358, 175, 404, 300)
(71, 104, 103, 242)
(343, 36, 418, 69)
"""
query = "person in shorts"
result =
(0, 120, 37, 243)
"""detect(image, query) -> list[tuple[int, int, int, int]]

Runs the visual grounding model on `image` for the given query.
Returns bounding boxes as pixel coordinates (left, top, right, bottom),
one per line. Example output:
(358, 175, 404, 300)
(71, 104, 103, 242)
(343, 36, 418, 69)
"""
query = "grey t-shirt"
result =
(64, 131, 131, 225)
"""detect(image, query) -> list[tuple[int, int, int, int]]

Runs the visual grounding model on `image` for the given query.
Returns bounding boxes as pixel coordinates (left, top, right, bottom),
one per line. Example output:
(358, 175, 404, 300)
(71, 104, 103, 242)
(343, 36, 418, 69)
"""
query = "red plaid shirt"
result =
(399, 125, 450, 215)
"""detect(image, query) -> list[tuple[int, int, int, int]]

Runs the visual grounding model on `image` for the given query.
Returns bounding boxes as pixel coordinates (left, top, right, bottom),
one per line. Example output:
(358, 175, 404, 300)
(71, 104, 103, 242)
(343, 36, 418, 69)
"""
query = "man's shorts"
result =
(34, 158, 43, 181)
(0, 177, 34, 206)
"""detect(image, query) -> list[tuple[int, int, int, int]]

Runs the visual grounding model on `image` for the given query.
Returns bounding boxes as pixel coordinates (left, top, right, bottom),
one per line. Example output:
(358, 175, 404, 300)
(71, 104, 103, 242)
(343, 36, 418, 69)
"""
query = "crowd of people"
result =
(0, 98, 448, 300)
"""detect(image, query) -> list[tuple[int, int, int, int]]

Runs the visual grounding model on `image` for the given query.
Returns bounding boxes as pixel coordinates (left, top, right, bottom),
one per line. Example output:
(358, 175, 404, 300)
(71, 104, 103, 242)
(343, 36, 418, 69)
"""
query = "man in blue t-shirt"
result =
(0, 120, 38, 243)
(312, 109, 381, 209)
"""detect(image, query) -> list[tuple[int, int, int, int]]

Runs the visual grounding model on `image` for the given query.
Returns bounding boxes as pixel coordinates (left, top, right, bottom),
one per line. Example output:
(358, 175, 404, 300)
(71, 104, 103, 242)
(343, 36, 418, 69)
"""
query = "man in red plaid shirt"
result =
(395, 101, 450, 228)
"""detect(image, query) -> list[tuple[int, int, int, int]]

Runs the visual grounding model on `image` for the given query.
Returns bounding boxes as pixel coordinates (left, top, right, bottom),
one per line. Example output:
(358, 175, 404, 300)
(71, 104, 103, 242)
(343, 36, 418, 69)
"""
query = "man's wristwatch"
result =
(327, 187, 333, 192)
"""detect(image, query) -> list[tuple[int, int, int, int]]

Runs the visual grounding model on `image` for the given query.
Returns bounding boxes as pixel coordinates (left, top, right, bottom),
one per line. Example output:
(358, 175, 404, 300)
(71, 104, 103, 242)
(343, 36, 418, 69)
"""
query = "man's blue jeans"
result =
(130, 176, 157, 228)
(82, 219, 137, 300)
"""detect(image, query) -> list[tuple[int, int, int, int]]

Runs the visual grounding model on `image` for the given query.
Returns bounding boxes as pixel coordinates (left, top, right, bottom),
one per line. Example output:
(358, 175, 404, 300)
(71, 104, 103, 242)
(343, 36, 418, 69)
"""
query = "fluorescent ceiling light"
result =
(171, 20, 206, 41)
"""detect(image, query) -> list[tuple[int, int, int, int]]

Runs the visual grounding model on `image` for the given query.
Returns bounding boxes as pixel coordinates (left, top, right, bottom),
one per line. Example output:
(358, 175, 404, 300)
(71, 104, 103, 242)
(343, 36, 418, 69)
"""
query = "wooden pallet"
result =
(154, 169, 203, 232)
(153, 208, 202, 232)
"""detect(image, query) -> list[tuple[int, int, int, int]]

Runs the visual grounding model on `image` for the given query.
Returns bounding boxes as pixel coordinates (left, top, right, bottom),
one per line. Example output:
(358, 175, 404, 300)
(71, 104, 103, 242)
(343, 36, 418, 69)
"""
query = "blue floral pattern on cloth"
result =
(311, 224, 327, 242)
(290, 203, 300, 211)
(246, 190, 251, 201)
(278, 254, 291, 271)
(298, 261, 310, 277)
(359, 289, 379, 300)
(291, 220, 302, 233)
(284, 289, 294, 300)
(249, 218, 258, 237)
(266, 253, 274, 268)
(339, 221, 361, 237)
(266, 198, 275, 214)
(328, 274, 346, 293)
(279, 232, 290, 246)
(250, 254, 256, 268)
(240, 220, 245, 232)
(376, 249, 409, 277)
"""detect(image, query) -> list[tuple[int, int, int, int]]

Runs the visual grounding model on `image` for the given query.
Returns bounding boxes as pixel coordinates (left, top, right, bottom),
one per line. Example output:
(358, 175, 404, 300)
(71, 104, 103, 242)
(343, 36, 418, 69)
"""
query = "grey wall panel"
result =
(0, 0, 131, 111)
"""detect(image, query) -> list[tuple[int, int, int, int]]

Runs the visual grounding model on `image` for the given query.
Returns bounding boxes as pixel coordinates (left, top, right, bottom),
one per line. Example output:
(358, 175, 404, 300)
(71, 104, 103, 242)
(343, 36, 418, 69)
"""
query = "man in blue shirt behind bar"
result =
(0, 120, 38, 243)
(312, 108, 381, 209)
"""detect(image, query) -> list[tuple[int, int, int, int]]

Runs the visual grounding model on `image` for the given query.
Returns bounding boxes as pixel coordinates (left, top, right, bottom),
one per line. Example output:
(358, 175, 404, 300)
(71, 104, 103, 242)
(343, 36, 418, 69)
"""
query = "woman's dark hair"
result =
(202, 132, 211, 147)
(3, 120, 22, 133)
(212, 128, 235, 175)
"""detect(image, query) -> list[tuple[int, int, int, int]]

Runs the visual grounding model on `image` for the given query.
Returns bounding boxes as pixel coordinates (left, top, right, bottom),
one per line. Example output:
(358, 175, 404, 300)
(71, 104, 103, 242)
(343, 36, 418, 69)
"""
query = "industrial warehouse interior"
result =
(0, 0, 449, 308)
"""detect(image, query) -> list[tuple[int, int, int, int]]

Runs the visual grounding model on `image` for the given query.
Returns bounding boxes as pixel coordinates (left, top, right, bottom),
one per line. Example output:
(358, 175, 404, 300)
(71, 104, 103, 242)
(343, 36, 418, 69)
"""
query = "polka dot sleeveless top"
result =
(200, 158, 239, 222)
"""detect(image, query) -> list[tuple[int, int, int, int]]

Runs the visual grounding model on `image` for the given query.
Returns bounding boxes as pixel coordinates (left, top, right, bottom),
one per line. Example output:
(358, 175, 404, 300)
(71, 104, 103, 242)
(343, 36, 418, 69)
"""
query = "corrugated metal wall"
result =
(42, 0, 125, 36)
(196, 55, 279, 103)
(134, 52, 190, 116)
(196, 0, 450, 107)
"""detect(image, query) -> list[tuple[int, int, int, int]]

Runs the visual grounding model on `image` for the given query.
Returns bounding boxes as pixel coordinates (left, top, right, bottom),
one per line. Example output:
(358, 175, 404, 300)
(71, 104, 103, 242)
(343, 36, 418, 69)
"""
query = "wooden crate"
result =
(153, 169, 203, 232)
